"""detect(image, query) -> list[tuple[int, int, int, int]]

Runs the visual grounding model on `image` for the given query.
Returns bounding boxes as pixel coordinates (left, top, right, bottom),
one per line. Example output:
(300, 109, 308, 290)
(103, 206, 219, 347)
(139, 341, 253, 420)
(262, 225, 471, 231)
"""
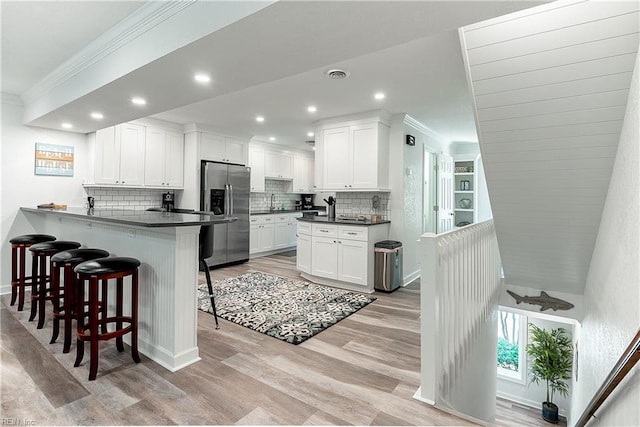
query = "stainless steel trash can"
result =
(374, 240, 402, 292)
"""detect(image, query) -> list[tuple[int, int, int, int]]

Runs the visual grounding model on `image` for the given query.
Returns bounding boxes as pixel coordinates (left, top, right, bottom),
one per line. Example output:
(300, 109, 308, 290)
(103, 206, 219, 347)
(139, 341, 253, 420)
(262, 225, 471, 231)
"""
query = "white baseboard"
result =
(0, 284, 11, 295)
(403, 270, 420, 286)
(496, 391, 568, 418)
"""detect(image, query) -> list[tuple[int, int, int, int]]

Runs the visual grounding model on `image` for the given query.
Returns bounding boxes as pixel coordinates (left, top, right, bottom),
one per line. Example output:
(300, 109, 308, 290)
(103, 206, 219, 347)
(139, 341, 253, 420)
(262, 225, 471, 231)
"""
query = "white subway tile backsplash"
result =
(85, 187, 166, 210)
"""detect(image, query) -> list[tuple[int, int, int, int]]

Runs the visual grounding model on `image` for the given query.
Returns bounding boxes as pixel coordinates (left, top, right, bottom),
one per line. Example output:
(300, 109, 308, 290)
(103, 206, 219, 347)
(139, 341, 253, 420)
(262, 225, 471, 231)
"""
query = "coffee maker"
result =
(301, 194, 313, 210)
(162, 192, 175, 212)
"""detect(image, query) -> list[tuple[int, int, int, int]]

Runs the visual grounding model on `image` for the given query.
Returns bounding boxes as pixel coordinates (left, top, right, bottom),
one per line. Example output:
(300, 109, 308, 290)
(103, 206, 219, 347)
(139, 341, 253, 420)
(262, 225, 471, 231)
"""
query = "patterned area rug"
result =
(197, 272, 376, 344)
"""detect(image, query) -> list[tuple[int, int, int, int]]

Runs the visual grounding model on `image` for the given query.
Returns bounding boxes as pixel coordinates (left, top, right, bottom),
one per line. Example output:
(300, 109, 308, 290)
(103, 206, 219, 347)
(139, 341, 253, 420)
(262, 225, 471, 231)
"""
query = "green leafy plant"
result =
(497, 337, 520, 371)
(527, 324, 573, 405)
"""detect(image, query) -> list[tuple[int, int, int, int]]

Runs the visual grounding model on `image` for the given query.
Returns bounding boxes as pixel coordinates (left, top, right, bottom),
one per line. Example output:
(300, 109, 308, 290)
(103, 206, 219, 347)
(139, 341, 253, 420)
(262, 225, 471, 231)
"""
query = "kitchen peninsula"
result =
(296, 216, 390, 293)
(20, 207, 236, 372)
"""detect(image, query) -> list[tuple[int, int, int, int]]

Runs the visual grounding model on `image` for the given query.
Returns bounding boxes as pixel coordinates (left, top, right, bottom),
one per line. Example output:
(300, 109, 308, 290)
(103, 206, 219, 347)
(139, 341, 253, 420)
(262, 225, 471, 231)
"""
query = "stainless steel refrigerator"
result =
(200, 161, 250, 267)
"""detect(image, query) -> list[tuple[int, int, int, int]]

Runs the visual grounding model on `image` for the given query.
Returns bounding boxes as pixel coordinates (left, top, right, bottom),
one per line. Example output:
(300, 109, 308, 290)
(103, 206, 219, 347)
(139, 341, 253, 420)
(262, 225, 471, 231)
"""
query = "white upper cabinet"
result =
(264, 150, 293, 179)
(200, 132, 247, 165)
(249, 146, 265, 192)
(292, 154, 314, 193)
(94, 123, 146, 186)
(316, 119, 389, 191)
(144, 127, 184, 188)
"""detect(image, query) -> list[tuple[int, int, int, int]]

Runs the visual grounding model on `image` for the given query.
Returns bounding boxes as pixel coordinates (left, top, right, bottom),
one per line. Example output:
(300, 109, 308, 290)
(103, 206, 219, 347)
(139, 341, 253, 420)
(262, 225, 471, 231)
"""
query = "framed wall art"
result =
(34, 143, 74, 176)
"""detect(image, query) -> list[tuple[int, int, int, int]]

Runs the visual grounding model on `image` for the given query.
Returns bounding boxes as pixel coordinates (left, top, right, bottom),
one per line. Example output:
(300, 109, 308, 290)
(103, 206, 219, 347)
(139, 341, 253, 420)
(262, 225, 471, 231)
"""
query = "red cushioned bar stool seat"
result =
(28, 241, 81, 329)
(74, 257, 141, 381)
(49, 248, 110, 353)
(9, 234, 56, 311)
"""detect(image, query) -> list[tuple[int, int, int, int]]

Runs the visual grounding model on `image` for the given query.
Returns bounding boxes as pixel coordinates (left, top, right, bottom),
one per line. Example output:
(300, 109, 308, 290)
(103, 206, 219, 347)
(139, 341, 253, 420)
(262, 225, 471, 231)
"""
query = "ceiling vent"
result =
(325, 69, 350, 80)
(305, 140, 315, 146)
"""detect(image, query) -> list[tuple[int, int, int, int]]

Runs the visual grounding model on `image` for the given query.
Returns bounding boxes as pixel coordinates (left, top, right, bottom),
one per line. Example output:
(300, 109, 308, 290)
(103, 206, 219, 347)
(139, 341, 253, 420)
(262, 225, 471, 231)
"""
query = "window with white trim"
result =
(497, 309, 527, 383)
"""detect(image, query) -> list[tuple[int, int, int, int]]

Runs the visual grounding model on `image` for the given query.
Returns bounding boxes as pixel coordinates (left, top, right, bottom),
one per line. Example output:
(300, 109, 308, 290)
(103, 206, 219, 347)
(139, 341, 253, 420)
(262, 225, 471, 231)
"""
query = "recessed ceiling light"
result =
(90, 112, 104, 120)
(131, 97, 146, 105)
(61, 123, 73, 129)
(325, 69, 350, 80)
(256, 116, 265, 123)
(307, 132, 314, 137)
(312, 146, 316, 151)
(307, 106, 317, 113)
(194, 73, 211, 83)
(269, 137, 276, 141)
(374, 92, 385, 100)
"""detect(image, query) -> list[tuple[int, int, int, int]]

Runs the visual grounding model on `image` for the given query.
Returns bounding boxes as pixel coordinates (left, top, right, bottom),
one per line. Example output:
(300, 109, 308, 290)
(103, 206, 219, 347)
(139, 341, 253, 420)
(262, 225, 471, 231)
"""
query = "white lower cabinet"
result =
(251, 213, 299, 256)
(311, 236, 338, 279)
(299, 221, 390, 292)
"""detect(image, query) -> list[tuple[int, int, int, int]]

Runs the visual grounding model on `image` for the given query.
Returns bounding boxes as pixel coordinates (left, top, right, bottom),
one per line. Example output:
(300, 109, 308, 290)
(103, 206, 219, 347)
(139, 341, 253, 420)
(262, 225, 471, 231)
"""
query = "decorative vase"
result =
(542, 401, 559, 424)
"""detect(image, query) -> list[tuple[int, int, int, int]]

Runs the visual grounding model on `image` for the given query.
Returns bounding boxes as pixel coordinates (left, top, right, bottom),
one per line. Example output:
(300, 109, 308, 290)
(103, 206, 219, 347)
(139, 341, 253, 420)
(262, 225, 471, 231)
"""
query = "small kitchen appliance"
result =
(162, 192, 175, 212)
(323, 196, 336, 219)
(301, 194, 313, 210)
(295, 200, 302, 210)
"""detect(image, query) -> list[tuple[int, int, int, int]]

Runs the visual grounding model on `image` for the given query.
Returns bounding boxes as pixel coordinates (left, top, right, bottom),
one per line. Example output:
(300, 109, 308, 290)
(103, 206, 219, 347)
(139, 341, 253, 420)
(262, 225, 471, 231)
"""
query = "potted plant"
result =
(526, 324, 573, 423)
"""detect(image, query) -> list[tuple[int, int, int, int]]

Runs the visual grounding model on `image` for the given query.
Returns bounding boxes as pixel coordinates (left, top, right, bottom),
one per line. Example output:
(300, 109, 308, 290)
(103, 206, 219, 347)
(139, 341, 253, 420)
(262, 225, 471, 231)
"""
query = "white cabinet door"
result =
(337, 239, 368, 286)
(323, 127, 350, 189)
(293, 155, 313, 193)
(350, 123, 378, 189)
(200, 133, 226, 162)
(311, 236, 338, 279)
(313, 129, 323, 191)
(118, 123, 146, 186)
(296, 233, 312, 274)
(225, 137, 247, 165)
(274, 222, 290, 249)
(94, 126, 120, 184)
(144, 127, 165, 187)
(165, 131, 184, 187)
(265, 151, 293, 179)
(288, 221, 298, 247)
(259, 223, 275, 252)
(249, 146, 265, 192)
(250, 224, 260, 254)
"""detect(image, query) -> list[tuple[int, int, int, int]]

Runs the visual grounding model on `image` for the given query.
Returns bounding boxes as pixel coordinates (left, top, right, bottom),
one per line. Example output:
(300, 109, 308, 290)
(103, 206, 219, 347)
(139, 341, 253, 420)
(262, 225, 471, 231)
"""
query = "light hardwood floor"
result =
(1, 253, 560, 426)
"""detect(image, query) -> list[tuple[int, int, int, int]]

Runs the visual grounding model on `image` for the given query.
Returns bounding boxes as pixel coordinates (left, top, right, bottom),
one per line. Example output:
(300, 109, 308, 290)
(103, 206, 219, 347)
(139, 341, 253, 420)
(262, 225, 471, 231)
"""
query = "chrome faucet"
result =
(270, 193, 276, 211)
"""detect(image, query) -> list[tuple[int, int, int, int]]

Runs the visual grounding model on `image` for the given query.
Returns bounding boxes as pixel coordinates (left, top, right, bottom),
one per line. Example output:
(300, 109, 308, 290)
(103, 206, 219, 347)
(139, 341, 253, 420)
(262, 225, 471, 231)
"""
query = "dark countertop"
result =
(21, 207, 237, 228)
(296, 216, 390, 226)
(250, 208, 325, 215)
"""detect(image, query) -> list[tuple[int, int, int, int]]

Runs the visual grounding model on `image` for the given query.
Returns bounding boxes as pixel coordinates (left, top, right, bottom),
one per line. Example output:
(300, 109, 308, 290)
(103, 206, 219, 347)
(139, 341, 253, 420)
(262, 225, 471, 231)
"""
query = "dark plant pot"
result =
(542, 401, 559, 424)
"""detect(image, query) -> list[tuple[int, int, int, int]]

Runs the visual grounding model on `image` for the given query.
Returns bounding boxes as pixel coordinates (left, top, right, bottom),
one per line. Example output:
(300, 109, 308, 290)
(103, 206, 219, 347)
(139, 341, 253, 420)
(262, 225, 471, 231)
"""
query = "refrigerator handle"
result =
(203, 189, 210, 211)
(224, 184, 230, 216)
(229, 184, 234, 216)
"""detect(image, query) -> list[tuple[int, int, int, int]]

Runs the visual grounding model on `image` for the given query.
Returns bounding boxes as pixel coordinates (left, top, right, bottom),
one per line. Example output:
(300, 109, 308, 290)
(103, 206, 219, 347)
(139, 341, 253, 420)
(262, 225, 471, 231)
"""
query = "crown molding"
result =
(1, 92, 24, 106)
(403, 114, 446, 142)
(21, 1, 196, 105)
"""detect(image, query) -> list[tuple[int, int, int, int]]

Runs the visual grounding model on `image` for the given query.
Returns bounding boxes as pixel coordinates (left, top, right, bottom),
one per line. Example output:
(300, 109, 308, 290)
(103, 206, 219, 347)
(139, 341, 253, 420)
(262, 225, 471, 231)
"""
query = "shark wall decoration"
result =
(507, 290, 574, 311)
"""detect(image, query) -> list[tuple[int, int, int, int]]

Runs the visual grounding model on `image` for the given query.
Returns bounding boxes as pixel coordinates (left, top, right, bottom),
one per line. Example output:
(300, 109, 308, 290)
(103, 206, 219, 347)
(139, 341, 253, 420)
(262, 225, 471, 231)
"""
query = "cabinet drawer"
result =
(297, 222, 312, 235)
(275, 214, 289, 224)
(250, 215, 275, 225)
(312, 223, 338, 238)
(338, 226, 368, 242)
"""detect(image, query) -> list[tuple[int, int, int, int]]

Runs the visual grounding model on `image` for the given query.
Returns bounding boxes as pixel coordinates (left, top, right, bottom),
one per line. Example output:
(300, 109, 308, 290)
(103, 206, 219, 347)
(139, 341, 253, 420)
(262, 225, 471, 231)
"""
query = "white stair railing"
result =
(418, 220, 501, 421)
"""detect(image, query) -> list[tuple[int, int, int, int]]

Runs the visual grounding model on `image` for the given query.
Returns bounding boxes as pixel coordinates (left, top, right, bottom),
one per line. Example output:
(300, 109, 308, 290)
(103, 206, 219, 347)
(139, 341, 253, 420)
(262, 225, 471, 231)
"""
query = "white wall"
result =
(569, 52, 640, 426)
(497, 315, 574, 418)
(389, 114, 449, 285)
(1, 95, 90, 292)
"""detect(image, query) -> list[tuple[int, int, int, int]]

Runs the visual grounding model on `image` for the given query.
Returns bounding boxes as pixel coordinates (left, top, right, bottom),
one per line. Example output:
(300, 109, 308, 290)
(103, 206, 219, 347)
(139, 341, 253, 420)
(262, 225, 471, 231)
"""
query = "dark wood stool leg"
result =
(62, 264, 75, 353)
(100, 279, 108, 334)
(50, 261, 61, 343)
(116, 277, 124, 352)
(29, 254, 39, 321)
(88, 276, 99, 381)
(201, 260, 219, 329)
(37, 254, 48, 329)
(74, 278, 85, 367)
(10, 245, 18, 306)
(17, 246, 27, 311)
(131, 269, 140, 363)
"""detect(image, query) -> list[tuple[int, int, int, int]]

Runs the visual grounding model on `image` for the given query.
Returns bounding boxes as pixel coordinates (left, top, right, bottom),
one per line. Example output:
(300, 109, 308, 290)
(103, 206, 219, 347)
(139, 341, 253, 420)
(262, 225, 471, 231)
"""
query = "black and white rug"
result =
(197, 271, 376, 344)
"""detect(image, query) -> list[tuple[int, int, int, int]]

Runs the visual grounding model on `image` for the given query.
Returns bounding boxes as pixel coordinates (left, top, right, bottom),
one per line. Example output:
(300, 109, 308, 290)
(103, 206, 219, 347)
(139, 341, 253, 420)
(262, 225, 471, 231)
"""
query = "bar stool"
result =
(28, 241, 82, 329)
(50, 248, 110, 353)
(74, 257, 141, 381)
(199, 225, 220, 329)
(9, 234, 56, 311)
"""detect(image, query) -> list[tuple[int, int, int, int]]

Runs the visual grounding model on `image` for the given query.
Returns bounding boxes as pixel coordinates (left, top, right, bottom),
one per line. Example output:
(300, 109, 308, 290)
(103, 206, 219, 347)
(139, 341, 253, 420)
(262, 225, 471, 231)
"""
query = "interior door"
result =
(437, 154, 454, 233)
